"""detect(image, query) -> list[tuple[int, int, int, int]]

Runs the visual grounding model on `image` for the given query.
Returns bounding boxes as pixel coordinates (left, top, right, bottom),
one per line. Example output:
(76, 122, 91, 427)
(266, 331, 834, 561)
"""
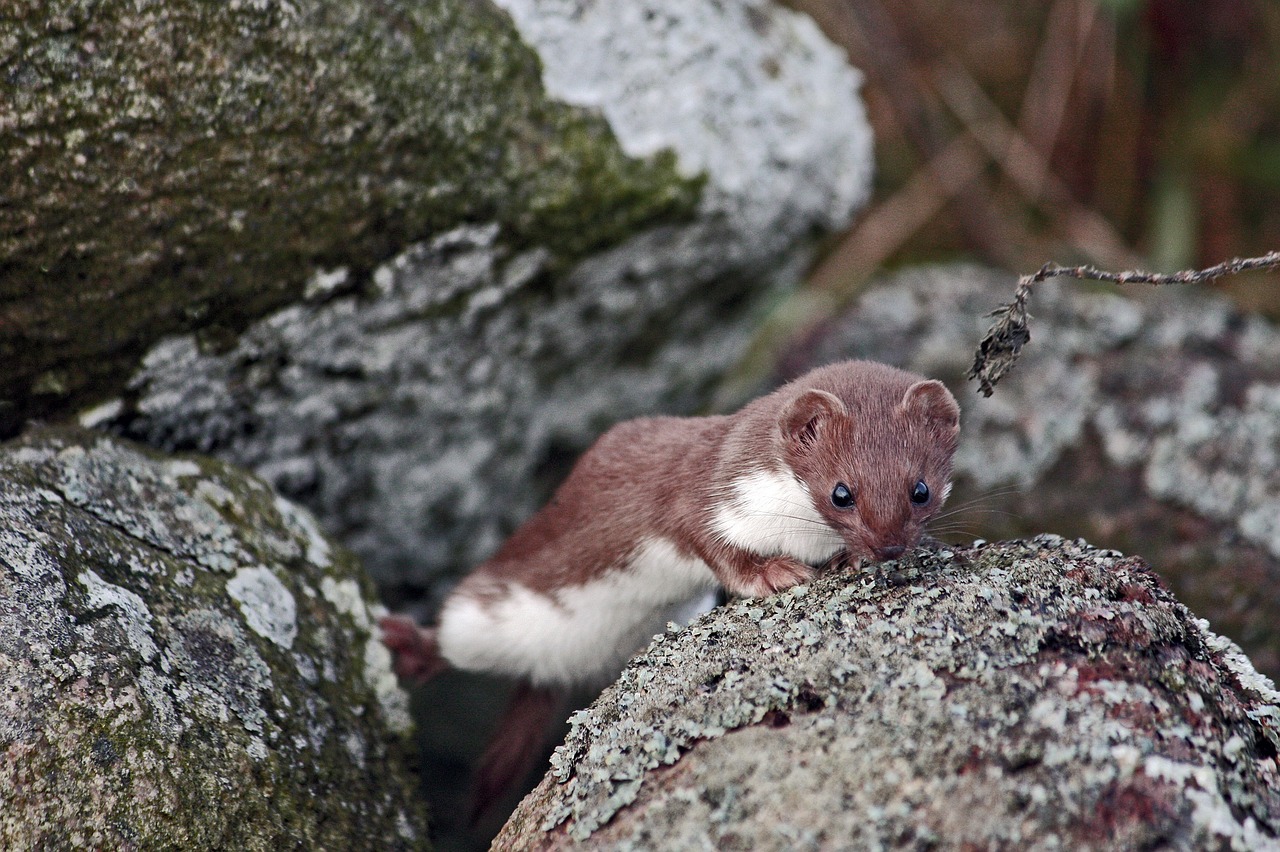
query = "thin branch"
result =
(968, 251, 1280, 396)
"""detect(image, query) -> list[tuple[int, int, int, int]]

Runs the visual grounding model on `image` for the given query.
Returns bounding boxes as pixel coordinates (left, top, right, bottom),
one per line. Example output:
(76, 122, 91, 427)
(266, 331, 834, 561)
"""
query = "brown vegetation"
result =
(785, 0, 1280, 315)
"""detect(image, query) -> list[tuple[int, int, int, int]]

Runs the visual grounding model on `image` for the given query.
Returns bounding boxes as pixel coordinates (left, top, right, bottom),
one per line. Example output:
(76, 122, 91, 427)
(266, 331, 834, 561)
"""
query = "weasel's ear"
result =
(901, 380, 960, 432)
(780, 389, 847, 447)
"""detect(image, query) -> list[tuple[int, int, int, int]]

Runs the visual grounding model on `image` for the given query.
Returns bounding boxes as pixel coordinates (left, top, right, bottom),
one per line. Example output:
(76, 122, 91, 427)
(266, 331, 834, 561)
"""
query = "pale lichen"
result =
(0, 426, 427, 849)
(498, 537, 1280, 850)
(226, 565, 299, 650)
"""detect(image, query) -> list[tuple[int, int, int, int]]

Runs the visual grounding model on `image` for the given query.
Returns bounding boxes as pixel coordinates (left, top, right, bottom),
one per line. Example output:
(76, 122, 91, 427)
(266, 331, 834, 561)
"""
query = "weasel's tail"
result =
(469, 680, 562, 825)
(379, 614, 450, 684)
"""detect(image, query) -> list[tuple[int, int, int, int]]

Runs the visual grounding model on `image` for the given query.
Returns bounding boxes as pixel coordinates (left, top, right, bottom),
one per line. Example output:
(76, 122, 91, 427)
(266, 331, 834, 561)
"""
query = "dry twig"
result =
(968, 251, 1280, 396)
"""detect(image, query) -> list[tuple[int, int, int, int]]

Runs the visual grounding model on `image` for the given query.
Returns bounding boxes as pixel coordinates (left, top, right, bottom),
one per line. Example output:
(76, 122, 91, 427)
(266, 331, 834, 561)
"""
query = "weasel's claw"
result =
(378, 615, 449, 684)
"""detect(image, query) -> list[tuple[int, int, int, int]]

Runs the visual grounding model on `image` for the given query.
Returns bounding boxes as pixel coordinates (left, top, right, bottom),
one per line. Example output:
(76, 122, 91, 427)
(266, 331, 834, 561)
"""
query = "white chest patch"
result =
(436, 538, 717, 687)
(709, 467, 844, 565)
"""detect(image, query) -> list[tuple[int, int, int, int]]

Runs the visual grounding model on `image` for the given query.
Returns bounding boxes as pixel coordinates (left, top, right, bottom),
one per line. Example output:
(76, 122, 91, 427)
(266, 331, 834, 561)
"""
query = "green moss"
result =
(0, 0, 703, 435)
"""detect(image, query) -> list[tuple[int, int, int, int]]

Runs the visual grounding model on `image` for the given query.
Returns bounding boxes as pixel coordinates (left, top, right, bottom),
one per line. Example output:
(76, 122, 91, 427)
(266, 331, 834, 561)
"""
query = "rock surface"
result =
(2, 0, 698, 435)
(5, 0, 871, 595)
(784, 264, 1280, 677)
(497, 537, 1280, 850)
(0, 428, 427, 850)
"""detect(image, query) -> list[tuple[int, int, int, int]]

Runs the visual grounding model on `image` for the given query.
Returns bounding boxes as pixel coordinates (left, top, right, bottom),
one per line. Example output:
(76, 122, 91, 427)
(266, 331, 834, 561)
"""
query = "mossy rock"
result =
(1, 0, 702, 434)
(0, 427, 428, 850)
(4, 0, 872, 589)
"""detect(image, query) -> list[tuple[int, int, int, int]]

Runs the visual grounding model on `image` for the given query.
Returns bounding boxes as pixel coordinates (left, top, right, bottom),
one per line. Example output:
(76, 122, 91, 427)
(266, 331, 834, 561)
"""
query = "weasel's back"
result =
(474, 414, 727, 588)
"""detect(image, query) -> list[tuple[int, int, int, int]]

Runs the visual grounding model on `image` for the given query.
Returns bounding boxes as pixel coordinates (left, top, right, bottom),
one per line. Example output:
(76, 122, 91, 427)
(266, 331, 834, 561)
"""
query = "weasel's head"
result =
(778, 372, 960, 565)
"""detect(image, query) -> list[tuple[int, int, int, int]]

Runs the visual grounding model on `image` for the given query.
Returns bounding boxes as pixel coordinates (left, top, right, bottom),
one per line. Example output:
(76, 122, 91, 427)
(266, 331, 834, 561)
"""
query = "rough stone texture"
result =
(2, 0, 711, 437)
(491, 0, 866, 240)
(496, 537, 1280, 850)
(0, 427, 428, 850)
(782, 265, 1280, 677)
(93, 0, 873, 594)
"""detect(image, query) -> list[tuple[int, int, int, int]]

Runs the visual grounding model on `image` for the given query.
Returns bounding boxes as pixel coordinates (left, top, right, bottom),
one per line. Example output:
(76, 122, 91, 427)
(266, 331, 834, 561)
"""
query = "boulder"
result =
(0, 427, 427, 850)
(785, 264, 1280, 678)
(497, 537, 1280, 849)
(3, 0, 872, 591)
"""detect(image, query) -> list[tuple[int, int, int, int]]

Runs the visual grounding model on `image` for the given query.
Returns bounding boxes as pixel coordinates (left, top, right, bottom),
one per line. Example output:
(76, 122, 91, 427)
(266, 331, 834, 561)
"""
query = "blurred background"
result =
(784, 0, 1280, 316)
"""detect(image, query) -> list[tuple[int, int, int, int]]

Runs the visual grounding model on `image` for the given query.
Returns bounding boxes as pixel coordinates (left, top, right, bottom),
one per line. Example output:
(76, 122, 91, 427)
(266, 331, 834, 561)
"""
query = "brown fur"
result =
(769, 361, 960, 563)
(380, 360, 960, 814)
(439, 362, 958, 599)
(455, 412, 732, 595)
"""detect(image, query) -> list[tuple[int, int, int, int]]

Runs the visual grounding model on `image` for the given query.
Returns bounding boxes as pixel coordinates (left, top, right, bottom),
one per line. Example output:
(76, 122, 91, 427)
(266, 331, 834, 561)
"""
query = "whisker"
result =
(714, 511, 825, 525)
(930, 512, 989, 528)
(711, 520, 844, 552)
(939, 484, 1025, 511)
(927, 521, 1001, 538)
(732, 514, 839, 534)
(934, 502, 1010, 520)
(933, 492, 1024, 516)
(927, 528, 982, 540)
(725, 511, 831, 527)
(932, 507, 1019, 524)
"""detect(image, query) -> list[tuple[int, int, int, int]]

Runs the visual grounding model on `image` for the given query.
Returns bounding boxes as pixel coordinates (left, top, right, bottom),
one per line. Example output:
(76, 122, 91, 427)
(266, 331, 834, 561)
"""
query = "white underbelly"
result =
(437, 538, 717, 687)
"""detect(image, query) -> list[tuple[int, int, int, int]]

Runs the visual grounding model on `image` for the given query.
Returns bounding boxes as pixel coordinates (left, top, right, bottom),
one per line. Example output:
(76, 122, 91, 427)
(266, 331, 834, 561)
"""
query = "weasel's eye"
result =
(831, 483, 854, 509)
(910, 480, 930, 505)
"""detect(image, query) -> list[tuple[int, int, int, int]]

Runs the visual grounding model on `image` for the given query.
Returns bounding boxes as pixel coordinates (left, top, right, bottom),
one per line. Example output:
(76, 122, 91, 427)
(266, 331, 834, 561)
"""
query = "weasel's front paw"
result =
(819, 549, 857, 573)
(378, 614, 448, 683)
(736, 557, 815, 598)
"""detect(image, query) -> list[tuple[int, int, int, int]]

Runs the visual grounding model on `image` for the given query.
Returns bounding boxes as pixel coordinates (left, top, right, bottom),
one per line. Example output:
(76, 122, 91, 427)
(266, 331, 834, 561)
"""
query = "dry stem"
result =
(968, 251, 1280, 396)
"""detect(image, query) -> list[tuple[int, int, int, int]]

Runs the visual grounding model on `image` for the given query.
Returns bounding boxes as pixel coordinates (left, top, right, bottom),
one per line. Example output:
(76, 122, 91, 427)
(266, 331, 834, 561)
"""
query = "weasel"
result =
(380, 360, 960, 817)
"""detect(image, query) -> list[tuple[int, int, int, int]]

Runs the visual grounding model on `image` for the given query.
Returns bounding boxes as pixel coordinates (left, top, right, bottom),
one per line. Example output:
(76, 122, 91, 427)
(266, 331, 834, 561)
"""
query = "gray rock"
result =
(2, 0, 705, 434)
(95, 0, 872, 593)
(497, 537, 1280, 850)
(785, 264, 1280, 676)
(0, 427, 427, 850)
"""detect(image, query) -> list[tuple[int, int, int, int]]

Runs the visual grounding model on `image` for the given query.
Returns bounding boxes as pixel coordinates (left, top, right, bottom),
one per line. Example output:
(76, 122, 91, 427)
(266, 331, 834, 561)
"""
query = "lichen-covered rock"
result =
(91, 0, 872, 592)
(496, 537, 1280, 850)
(784, 264, 1280, 677)
(0, 428, 427, 850)
(1, 0, 702, 435)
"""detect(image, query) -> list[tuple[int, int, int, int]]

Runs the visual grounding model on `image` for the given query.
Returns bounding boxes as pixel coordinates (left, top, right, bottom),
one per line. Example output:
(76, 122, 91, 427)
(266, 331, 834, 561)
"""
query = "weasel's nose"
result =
(874, 545, 905, 561)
